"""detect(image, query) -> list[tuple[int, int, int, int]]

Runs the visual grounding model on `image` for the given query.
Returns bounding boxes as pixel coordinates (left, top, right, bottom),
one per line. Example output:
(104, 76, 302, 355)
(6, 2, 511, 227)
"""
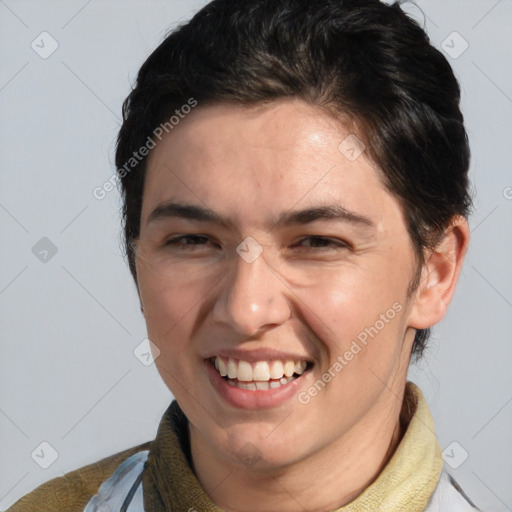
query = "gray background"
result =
(0, 1, 511, 510)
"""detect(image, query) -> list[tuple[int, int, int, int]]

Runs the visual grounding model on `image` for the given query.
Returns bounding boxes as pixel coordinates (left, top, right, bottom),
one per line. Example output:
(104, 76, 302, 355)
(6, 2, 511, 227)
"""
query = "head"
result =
(115, 0, 472, 470)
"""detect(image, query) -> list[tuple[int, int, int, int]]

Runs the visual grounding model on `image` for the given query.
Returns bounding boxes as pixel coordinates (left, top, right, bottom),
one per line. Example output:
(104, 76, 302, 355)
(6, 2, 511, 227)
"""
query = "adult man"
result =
(9, 0, 480, 510)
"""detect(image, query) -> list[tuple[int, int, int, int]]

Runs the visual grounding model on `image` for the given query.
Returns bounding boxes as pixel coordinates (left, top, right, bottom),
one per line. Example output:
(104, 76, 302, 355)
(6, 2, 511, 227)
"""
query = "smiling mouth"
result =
(209, 356, 313, 390)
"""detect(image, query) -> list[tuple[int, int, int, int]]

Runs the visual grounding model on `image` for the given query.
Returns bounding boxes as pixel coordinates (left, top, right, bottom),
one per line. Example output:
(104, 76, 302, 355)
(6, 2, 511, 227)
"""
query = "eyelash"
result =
(164, 235, 349, 251)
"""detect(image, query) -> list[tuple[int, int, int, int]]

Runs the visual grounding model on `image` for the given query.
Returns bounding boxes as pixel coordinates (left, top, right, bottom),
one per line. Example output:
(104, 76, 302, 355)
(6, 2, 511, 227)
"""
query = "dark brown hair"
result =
(115, 0, 473, 360)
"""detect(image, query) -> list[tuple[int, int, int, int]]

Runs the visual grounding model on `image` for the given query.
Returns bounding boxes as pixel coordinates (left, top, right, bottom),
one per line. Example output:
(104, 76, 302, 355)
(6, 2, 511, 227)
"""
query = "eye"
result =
(164, 234, 212, 248)
(293, 236, 349, 250)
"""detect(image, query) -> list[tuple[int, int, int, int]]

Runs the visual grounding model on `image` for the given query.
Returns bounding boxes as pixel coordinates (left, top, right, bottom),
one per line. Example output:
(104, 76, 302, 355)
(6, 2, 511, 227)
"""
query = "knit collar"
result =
(142, 381, 443, 511)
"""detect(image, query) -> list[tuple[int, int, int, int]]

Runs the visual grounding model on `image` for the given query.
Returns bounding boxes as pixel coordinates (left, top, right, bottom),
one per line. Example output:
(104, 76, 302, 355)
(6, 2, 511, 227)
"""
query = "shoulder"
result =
(425, 465, 482, 512)
(6, 441, 152, 512)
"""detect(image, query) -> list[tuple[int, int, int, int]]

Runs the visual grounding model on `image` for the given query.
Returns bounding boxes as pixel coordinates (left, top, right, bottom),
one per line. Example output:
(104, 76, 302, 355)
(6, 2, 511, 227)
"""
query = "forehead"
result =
(148, 99, 365, 172)
(141, 99, 401, 233)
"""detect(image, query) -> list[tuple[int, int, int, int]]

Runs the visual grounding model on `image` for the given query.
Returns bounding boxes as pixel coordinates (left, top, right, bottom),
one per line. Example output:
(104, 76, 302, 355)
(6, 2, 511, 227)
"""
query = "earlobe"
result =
(408, 216, 470, 330)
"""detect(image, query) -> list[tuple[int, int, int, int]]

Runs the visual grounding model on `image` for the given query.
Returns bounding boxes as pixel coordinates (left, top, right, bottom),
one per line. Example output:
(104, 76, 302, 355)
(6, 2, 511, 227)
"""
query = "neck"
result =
(190, 392, 407, 512)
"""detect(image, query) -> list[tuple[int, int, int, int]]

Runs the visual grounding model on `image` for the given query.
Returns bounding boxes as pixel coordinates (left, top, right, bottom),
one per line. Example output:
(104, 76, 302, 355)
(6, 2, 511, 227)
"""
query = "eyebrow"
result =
(146, 201, 376, 230)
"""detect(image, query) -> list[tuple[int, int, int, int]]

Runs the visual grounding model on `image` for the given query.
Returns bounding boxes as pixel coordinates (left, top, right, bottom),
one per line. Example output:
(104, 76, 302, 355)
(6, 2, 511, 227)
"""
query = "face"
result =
(135, 99, 421, 469)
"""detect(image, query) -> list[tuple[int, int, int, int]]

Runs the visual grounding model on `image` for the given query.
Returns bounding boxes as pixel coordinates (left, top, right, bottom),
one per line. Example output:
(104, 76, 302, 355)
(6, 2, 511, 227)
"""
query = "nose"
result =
(212, 251, 291, 336)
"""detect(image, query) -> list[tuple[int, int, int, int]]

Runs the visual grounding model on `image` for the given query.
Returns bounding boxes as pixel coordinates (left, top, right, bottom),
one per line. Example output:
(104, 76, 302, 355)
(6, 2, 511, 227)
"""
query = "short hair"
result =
(115, 0, 473, 361)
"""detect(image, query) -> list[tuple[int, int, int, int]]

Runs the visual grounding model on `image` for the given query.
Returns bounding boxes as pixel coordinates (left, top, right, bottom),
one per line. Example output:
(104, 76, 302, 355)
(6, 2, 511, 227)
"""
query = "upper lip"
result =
(203, 348, 314, 363)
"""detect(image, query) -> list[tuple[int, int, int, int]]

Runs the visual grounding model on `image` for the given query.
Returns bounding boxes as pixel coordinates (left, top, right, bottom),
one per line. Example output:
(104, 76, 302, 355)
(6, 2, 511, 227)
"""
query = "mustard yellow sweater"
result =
(7, 382, 446, 511)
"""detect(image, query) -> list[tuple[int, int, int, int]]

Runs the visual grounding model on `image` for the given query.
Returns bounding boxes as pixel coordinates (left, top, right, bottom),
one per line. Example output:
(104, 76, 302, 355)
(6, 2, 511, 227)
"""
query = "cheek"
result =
(291, 264, 407, 361)
(137, 269, 208, 394)
(137, 260, 221, 340)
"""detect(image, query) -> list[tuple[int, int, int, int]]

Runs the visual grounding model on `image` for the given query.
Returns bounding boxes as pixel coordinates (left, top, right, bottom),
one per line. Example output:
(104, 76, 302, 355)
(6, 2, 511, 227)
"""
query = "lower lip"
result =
(205, 360, 310, 410)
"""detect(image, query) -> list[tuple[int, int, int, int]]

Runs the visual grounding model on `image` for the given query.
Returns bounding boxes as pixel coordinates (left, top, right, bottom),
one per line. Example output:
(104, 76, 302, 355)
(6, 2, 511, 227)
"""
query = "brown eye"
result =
(294, 236, 349, 250)
(165, 235, 210, 247)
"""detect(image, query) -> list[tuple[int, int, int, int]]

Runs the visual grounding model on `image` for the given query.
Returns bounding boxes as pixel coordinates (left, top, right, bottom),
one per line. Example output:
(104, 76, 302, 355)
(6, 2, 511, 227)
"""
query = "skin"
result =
(134, 98, 470, 512)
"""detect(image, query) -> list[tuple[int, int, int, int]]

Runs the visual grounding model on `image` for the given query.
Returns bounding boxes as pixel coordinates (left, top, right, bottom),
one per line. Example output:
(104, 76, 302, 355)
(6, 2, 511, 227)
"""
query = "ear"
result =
(408, 216, 470, 330)
(130, 239, 145, 316)
(137, 286, 145, 316)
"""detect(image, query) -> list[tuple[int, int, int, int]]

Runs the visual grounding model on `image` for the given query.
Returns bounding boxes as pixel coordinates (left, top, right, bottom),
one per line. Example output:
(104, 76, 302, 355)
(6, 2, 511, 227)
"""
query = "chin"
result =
(212, 423, 309, 471)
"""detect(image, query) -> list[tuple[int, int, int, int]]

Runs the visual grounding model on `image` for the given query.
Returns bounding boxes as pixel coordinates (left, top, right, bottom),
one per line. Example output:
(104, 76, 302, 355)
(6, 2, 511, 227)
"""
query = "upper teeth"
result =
(213, 357, 308, 382)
